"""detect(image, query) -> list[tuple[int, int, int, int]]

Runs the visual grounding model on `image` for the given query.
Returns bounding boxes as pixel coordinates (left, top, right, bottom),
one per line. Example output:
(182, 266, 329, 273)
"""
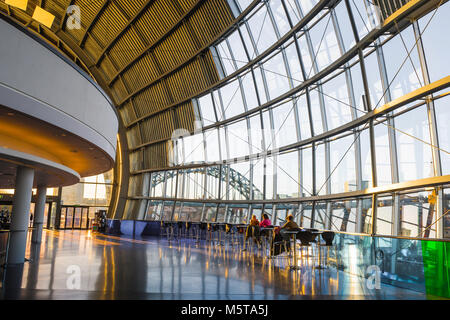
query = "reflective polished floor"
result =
(0, 230, 426, 300)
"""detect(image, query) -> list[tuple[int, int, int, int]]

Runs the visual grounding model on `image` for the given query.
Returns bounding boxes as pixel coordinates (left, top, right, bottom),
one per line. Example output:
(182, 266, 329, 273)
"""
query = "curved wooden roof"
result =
(0, 0, 234, 169)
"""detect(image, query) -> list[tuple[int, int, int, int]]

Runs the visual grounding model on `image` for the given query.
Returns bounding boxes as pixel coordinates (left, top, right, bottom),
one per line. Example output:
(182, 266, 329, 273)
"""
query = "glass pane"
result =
(395, 105, 434, 182)
(73, 207, 82, 228)
(434, 96, 450, 175)
(276, 150, 300, 199)
(248, 5, 278, 54)
(300, 202, 313, 228)
(375, 196, 393, 236)
(203, 203, 218, 222)
(313, 202, 327, 229)
(419, 2, 450, 83)
(400, 191, 436, 238)
(227, 204, 249, 224)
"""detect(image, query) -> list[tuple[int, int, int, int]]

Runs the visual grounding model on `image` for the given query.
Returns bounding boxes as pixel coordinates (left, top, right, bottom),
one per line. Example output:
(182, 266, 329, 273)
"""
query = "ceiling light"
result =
(32, 6, 55, 28)
(5, 0, 28, 11)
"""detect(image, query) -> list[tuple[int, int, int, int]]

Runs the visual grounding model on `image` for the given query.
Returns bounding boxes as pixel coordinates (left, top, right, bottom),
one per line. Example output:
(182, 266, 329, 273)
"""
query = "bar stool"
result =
(280, 230, 301, 270)
(207, 223, 219, 244)
(184, 221, 192, 240)
(225, 223, 238, 247)
(160, 221, 167, 237)
(199, 222, 208, 243)
(317, 231, 335, 268)
(296, 230, 315, 266)
(234, 224, 246, 249)
(175, 221, 183, 240)
(260, 226, 274, 257)
(190, 222, 201, 244)
(217, 223, 226, 246)
(243, 225, 260, 252)
(272, 229, 292, 267)
(166, 221, 176, 242)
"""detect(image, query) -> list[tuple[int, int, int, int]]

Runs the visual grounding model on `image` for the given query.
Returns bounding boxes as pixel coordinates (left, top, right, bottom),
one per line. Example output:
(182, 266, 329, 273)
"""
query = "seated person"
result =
(280, 214, 299, 230)
(245, 215, 261, 245)
(259, 214, 272, 228)
(259, 214, 272, 238)
(279, 214, 300, 242)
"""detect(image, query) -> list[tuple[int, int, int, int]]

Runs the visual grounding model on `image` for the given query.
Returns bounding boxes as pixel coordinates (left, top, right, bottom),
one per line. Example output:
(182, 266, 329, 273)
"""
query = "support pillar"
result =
(7, 166, 35, 265)
(31, 185, 47, 244)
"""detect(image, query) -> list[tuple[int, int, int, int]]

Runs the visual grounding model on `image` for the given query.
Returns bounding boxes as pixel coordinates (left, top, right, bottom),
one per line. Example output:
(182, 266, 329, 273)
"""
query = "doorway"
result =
(60, 206, 90, 230)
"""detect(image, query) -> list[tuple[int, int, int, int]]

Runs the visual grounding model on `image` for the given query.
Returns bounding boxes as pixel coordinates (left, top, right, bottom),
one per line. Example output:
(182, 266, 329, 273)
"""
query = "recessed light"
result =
(7, 112, 14, 116)
(61, 133, 67, 137)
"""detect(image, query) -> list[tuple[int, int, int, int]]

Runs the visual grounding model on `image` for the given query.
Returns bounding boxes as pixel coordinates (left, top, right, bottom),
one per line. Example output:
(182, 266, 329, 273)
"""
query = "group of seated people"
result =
(244, 213, 300, 249)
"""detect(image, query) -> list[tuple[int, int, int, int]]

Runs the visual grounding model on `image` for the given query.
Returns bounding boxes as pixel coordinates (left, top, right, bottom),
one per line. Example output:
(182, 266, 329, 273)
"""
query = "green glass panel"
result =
(421, 241, 450, 299)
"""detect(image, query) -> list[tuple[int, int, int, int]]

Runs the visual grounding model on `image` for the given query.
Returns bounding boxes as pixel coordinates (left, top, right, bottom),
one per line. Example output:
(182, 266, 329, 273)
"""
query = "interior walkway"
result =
(0, 230, 426, 300)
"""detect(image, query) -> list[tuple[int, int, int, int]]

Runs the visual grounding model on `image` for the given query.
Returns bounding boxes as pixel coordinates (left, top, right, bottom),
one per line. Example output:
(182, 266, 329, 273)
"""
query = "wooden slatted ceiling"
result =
(0, 0, 234, 170)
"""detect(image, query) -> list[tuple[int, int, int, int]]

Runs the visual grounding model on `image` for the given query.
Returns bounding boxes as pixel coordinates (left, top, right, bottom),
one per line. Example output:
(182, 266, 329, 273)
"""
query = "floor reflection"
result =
(0, 230, 426, 300)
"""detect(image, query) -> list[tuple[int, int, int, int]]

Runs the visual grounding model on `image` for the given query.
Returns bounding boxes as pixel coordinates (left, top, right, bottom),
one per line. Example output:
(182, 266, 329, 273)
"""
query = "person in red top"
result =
(259, 213, 272, 228)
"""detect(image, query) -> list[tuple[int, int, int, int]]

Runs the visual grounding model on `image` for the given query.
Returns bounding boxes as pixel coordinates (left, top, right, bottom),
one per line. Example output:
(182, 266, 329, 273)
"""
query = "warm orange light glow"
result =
(0, 112, 105, 177)
(32, 6, 55, 28)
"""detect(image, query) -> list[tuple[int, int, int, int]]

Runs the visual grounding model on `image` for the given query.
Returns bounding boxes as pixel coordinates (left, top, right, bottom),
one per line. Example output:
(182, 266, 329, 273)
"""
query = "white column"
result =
(31, 185, 47, 244)
(7, 166, 35, 265)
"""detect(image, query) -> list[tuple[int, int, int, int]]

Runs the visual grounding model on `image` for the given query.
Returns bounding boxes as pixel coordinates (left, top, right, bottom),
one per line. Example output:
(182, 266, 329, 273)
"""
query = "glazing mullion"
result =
(412, 20, 444, 238)
(225, 38, 239, 72)
(344, 0, 378, 236)
(266, 0, 286, 201)
(412, 21, 442, 177)
(244, 15, 268, 201)
(297, 5, 331, 226)
(279, 0, 303, 201)
(330, 6, 363, 231)
(169, 170, 179, 221)
(372, 34, 402, 235)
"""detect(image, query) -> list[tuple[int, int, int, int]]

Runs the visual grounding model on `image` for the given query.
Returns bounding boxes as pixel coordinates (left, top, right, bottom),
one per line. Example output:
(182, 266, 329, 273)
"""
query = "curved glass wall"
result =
(126, 0, 450, 239)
